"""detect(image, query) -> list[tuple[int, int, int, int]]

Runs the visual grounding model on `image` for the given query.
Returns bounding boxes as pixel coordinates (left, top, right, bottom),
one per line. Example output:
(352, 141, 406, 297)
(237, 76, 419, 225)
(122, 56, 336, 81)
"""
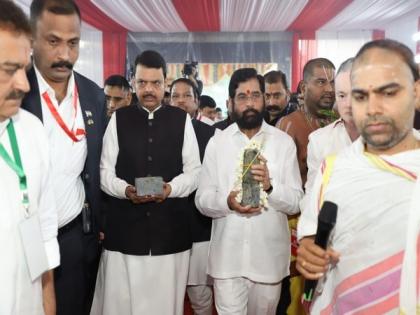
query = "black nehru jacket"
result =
(190, 119, 215, 242)
(104, 105, 192, 256)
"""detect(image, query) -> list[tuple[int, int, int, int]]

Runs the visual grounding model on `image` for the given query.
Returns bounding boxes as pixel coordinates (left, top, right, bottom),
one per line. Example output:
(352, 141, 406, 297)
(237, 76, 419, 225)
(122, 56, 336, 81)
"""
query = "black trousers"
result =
(55, 215, 101, 315)
(276, 276, 291, 315)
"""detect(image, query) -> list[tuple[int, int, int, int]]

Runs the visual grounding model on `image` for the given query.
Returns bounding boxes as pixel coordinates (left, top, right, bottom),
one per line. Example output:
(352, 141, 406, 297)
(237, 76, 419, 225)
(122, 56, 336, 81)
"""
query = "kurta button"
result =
(146, 211, 150, 217)
(148, 156, 152, 161)
(148, 138, 153, 143)
(148, 121, 153, 127)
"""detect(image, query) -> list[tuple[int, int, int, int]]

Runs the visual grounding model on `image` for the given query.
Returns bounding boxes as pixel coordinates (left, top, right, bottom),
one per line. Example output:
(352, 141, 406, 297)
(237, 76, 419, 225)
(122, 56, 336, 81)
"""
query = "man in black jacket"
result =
(21, 1, 107, 314)
(93, 50, 201, 315)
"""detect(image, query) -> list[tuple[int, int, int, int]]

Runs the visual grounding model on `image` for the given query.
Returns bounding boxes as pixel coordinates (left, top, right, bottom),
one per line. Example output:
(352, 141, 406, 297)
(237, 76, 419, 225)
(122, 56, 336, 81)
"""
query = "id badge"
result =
(19, 213, 49, 281)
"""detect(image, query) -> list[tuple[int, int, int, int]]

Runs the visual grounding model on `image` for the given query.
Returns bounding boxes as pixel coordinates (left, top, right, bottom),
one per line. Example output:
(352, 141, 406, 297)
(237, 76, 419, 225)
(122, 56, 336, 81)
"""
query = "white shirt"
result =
(301, 119, 353, 212)
(196, 113, 215, 126)
(35, 66, 87, 227)
(195, 121, 303, 283)
(101, 106, 201, 199)
(0, 109, 59, 314)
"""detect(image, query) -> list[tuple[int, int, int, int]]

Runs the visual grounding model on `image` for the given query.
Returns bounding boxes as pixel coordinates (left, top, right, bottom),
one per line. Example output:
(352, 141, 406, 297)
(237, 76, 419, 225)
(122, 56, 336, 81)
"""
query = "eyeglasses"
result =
(235, 92, 263, 104)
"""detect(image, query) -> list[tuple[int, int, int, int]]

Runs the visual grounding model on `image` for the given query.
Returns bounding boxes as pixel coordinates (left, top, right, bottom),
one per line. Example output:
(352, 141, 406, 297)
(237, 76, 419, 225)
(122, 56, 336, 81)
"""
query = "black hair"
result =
(354, 39, 419, 81)
(170, 77, 199, 100)
(228, 68, 265, 99)
(0, 1, 31, 36)
(336, 58, 354, 76)
(264, 70, 289, 90)
(199, 95, 216, 109)
(104, 75, 130, 91)
(303, 58, 335, 81)
(30, 0, 81, 32)
(134, 50, 167, 79)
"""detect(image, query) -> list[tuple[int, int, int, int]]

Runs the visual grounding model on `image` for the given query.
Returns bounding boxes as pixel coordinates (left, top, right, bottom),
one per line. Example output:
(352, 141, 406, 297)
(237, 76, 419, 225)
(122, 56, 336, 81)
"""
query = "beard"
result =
(359, 115, 409, 150)
(232, 107, 264, 130)
(307, 91, 335, 115)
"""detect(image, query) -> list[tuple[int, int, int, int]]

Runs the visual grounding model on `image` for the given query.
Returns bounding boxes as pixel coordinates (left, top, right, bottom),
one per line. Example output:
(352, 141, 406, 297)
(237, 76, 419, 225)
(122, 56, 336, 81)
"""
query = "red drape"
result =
(75, 0, 128, 83)
(288, 0, 353, 91)
(287, 0, 353, 31)
(291, 32, 317, 92)
(173, 0, 220, 31)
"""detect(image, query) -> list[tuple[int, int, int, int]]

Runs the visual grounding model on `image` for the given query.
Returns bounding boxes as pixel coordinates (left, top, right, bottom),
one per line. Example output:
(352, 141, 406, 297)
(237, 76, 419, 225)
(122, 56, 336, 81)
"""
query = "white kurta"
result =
(301, 119, 353, 213)
(298, 131, 420, 314)
(195, 121, 303, 283)
(0, 109, 59, 315)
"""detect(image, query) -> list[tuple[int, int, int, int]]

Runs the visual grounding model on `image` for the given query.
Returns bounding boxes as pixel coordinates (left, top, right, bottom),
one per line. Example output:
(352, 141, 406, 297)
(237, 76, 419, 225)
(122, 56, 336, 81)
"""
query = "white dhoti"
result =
(187, 241, 213, 315)
(213, 277, 281, 315)
(90, 249, 190, 315)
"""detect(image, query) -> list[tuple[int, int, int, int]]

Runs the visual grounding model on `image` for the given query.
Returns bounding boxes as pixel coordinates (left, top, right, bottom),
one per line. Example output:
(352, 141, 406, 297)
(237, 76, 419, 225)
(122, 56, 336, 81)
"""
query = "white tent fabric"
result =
(316, 30, 372, 69)
(220, 0, 308, 32)
(321, 0, 420, 30)
(92, 0, 188, 32)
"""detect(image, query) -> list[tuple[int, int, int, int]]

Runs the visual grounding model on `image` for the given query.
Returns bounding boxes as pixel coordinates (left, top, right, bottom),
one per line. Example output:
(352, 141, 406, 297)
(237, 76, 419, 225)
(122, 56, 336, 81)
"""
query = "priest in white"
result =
(0, 3, 59, 314)
(297, 39, 420, 314)
(196, 68, 302, 315)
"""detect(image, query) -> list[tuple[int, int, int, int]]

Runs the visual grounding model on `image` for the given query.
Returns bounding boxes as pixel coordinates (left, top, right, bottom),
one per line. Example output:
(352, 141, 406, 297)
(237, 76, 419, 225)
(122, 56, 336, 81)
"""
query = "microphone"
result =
(302, 201, 338, 303)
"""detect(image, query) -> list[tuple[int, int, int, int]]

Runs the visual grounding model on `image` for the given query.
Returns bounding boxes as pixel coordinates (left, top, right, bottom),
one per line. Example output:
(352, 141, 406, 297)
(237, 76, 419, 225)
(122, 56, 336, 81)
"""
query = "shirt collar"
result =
(0, 110, 21, 138)
(141, 104, 162, 119)
(34, 64, 75, 100)
(333, 118, 344, 128)
(0, 118, 9, 137)
(231, 120, 272, 138)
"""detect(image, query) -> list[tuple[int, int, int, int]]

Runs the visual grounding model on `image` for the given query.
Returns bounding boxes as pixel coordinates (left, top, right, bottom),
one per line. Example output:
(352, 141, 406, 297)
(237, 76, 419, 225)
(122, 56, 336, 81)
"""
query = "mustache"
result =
(243, 108, 259, 116)
(6, 90, 25, 100)
(266, 105, 281, 111)
(51, 61, 73, 70)
(321, 92, 334, 98)
(364, 115, 392, 125)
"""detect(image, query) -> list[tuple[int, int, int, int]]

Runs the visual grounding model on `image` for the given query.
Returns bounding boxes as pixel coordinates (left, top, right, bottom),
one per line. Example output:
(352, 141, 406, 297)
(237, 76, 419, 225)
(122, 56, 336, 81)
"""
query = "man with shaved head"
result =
(297, 39, 420, 314)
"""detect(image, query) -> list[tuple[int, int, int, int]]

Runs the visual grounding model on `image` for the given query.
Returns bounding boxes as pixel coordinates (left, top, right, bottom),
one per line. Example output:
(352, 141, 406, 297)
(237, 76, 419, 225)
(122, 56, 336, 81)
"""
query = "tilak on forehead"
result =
(322, 65, 334, 81)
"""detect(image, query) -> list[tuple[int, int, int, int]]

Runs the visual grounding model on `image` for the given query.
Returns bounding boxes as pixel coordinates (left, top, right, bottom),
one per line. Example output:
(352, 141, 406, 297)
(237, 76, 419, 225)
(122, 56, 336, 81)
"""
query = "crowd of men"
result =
(1, 0, 420, 315)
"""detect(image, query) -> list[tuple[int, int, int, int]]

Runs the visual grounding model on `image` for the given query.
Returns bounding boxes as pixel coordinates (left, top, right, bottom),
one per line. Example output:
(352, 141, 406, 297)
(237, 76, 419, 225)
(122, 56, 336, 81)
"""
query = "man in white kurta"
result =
(0, 4, 59, 314)
(297, 39, 420, 314)
(195, 68, 302, 315)
(1, 110, 60, 315)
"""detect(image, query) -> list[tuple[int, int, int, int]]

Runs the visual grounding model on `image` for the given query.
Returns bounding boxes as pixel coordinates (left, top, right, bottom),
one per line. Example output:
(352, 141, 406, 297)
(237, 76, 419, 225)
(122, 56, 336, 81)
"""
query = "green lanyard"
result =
(0, 119, 29, 212)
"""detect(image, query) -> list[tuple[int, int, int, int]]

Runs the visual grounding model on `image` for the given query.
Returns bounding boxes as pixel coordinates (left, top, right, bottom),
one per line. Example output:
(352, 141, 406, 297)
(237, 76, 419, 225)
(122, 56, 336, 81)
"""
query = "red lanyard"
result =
(42, 86, 86, 142)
